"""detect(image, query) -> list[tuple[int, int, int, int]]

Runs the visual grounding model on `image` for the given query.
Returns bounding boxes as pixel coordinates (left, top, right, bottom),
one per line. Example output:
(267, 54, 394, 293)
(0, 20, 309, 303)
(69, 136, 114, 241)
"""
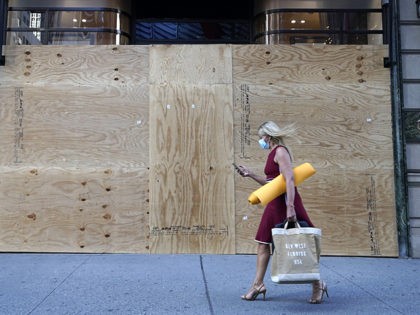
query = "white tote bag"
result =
(271, 222, 322, 284)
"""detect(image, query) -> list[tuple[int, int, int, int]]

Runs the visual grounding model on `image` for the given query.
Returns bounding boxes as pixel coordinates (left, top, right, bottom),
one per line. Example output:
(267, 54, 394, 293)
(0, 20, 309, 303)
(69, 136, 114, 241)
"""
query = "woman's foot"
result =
(241, 283, 267, 301)
(309, 280, 329, 304)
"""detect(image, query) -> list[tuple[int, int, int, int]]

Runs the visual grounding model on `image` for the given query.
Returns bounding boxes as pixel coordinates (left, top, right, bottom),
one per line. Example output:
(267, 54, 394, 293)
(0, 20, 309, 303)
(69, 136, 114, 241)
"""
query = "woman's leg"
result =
(241, 243, 271, 300)
(309, 280, 329, 304)
(253, 243, 271, 286)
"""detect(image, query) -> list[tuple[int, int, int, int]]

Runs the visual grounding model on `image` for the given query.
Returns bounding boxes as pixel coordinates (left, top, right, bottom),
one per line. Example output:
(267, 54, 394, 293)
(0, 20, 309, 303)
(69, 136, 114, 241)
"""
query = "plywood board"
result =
(232, 44, 389, 85)
(0, 166, 148, 253)
(2, 85, 148, 167)
(0, 45, 151, 254)
(149, 44, 232, 85)
(232, 45, 398, 257)
(0, 45, 149, 87)
(149, 83, 235, 254)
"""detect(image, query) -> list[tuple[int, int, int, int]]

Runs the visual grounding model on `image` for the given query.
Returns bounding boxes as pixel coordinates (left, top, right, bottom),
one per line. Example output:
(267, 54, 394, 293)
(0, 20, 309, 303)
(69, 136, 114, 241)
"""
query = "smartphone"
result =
(232, 163, 244, 175)
(232, 163, 241, 172)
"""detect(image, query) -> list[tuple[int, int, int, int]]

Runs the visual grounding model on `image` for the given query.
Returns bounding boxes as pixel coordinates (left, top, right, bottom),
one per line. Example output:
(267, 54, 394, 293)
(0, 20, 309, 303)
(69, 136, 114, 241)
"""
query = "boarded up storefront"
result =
(0, 44, 398, 256)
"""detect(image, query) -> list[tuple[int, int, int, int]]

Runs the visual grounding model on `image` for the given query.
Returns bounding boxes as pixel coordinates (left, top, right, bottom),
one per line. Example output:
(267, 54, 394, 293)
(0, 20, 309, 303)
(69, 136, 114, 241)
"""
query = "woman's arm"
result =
(274, 147, 297, 222)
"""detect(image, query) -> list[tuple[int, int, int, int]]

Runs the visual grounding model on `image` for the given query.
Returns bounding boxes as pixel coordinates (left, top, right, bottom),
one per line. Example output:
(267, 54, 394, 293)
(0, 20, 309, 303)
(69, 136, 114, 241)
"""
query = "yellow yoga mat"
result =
(248, 162, 316, 206)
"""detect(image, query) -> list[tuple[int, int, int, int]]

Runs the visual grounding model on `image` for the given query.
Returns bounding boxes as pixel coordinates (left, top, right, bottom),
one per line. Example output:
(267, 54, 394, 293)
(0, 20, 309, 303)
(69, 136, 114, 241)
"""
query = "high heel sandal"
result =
(241, 283, 267, 301)
(309, 280, 329, 304)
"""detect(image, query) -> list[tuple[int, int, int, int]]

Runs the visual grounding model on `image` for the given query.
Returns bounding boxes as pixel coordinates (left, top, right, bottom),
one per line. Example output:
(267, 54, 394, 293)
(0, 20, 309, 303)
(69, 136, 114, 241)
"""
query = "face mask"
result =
(258, 138, 270, 150)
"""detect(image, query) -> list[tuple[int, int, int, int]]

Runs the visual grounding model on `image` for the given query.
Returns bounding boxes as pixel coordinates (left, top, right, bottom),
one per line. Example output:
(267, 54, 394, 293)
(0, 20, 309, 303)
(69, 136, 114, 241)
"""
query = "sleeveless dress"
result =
(254, 145, 314, 244)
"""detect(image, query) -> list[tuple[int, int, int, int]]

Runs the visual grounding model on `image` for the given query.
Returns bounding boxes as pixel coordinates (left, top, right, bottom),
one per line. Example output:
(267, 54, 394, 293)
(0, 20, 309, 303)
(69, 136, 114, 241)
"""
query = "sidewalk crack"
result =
(200, 255, 215, 315)
(26, 254, 94, 315)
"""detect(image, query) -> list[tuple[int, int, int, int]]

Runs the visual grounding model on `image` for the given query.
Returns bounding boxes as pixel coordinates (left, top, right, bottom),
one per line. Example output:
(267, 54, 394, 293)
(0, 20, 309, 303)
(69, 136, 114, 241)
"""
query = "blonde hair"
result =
(258, 121, 297, 145)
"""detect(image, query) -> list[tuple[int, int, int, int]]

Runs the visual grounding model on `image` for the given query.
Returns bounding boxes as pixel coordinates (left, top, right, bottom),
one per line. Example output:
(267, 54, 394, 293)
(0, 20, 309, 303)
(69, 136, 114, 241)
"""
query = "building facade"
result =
(0, 0, 419, 257)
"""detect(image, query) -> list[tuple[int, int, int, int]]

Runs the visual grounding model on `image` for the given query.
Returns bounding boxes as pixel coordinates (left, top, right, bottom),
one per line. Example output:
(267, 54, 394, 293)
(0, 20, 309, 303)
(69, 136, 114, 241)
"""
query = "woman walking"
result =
(236, 121, 328, 304)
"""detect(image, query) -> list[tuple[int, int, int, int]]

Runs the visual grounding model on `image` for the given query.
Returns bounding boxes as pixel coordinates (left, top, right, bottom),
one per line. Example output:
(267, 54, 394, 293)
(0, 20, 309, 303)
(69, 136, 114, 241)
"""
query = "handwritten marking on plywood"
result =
(13, 88, 24, 163)
(366, 175, 381, 255)
(0, 88, 16, 164)
(149, 83, 235, 254)
(238, 84, 252, 159)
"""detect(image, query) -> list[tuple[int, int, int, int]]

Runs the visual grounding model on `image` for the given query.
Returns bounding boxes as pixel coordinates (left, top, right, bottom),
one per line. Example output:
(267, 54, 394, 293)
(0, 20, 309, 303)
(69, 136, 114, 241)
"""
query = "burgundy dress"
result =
(254, 145, 314, 244)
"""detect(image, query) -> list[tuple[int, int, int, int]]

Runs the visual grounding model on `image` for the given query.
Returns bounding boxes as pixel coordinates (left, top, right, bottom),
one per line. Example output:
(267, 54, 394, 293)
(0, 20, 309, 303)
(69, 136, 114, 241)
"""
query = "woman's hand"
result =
(233, 164, 266, 185)
(237, 165, 251, 177)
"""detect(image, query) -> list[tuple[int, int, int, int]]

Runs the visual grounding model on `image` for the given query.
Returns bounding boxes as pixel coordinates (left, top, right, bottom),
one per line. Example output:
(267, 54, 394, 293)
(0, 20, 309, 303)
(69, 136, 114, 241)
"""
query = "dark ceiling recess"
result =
(132, 0, 253, 20)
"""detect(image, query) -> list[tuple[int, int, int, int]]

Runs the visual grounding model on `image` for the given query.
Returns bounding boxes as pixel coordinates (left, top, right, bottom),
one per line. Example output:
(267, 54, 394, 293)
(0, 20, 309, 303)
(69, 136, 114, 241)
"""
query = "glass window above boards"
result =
(253, 10, 384, 45)
(6, 9, 131, 45)
(135, 20, 250, 44)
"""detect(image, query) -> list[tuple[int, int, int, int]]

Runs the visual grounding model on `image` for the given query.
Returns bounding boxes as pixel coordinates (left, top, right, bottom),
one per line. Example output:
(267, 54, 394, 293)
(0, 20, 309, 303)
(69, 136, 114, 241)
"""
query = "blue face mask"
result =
(258, 138, 270, 150)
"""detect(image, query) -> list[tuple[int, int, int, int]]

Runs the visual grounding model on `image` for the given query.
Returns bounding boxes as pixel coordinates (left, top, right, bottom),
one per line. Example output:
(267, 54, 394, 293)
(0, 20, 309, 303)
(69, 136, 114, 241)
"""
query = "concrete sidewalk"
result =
(0, 253, 419, 315)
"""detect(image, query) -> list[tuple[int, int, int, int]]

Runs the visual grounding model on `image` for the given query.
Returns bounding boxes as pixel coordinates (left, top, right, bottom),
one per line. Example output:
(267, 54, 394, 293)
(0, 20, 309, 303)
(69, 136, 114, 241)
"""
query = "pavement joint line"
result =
(200, 255, 215, 315)
(26, 254, 94, 315)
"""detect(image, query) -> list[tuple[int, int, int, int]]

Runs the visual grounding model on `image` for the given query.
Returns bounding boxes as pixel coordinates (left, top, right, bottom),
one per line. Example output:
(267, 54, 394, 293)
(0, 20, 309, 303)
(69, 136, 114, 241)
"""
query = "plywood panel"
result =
(149, 83, 235, 254)
(0, 166, 148, 253)
(149, 44, 232, 85)
(0, 45, 149, 87)
(233, 44, 389, 85)
(233, 45, 398, 257)
(5, 85, 148, 167)
(0, 45, 151, 254)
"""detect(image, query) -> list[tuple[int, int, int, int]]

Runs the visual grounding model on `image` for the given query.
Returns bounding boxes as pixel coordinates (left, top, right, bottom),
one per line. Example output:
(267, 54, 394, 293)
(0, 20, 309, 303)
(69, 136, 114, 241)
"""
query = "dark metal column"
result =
(389, 0, 409, 257)
(0, 0, 8, 65)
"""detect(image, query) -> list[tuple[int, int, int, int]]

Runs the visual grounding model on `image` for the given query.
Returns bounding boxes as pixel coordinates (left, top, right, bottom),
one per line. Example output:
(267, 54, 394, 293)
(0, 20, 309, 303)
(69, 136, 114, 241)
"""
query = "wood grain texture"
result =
(0, 45, 149, 87)
(232, 44, 389, 85)
(299, 171, 397, 256)
(0, 44, 398, 256)
(149, 83, 235, 254)
(0, 45, 150, 254)
(149, 44, 232, 85)
(0, 166, 148, 253)
(4, 85, 148, 167)
(233, 82, 393, 170)
(233, 45, 398, 256)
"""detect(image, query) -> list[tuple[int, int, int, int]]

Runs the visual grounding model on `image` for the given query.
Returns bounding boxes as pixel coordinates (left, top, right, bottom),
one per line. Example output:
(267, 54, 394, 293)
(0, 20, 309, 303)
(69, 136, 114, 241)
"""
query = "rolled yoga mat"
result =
(248, 162, 316, 206)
